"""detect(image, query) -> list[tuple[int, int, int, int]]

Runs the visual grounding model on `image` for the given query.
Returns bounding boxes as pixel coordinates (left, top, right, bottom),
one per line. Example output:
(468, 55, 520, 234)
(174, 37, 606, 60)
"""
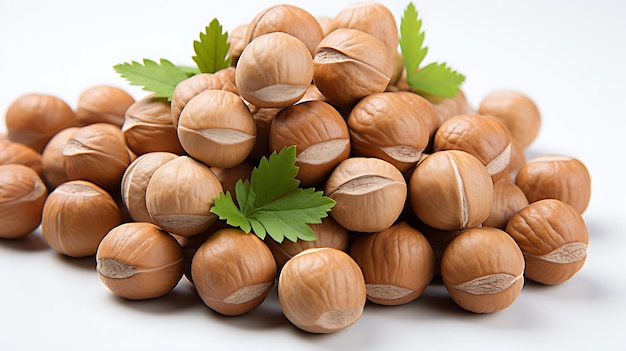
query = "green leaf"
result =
(210, 146, 336, 243)
(177, 65, 201, 77)
(192, 18, 232, 73)
(399, 2, 466, 100)
(408, 62, 466, 98)
(113, 58, 189, 101)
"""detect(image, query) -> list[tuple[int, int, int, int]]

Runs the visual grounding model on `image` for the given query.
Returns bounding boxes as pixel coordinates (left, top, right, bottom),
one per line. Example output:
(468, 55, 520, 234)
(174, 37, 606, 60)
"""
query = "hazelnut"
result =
(75, 85, 135, 127)
(41, 180, 121, 257)
(247, 106, 280, 162)
(506, 199, 589, 285)
(507, 140, 527, 181)
(264, 216, 349, 270)
(269, 100, 350, 187)
(145, 156, 223, 236)
(214, 66, 237, 88)
(434, 114, 513, 178)
(441, 227, 525, 313)
(316, 16, 335, 37)
(483, 178, 529, 230)
(177, 89, 256, 168)
(393, 91, 439, 141)
(347, 92, 429, 173)
(479, 90, 541, 149)
(120, 152, 178, 223)
(409, 150, 493, 231)
(332, 2, 398, 56)
(209, 161, 255, 197)
(325, 157, 407, 233)
(0, 141, 43, 176)
(62, 123, 131, 191)
(40, 127, 79, 189)
(313, 28, 393, 107)
(96, 222, 184, 300)
(121, 94, 184, 156)
(5, 93, 76, 152)
(298, 83, 326, 103)
(227, 24, 249, 66)
(246, 4, 324, 56)
(387, 51, 406, 89)
(236, 32, 314, 108)
(431, 90, 475, 125)
(191, 228, 276, 316)
(170, 73, 238, 129)
(349, 221, 435, 305)
(515, 154, 591, 215)
(411, 219, 463, 276)
(0, 164, 47, 239)
(278, 247, 366, 333)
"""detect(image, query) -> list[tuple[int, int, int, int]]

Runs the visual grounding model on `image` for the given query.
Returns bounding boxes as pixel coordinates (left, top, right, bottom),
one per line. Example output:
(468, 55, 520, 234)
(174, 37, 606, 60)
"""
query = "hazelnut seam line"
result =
(296, 139, 349, 165)
(4, 181, 46, 204)
(379, 145, 425, 163)
(328, 175, 400, 196)
(314, 48, 390, 79)
(315, 305, 363, 330)
(523, 242, 588, 264)
(449, 272, 523, 295)
(445, 152, 469, 228)
(221, 282, 274, 304)
(485, 143, 512, 175)
(366, 284, 414, 299)
(96, 258, 184, 279)
(183, 127, 256, 143)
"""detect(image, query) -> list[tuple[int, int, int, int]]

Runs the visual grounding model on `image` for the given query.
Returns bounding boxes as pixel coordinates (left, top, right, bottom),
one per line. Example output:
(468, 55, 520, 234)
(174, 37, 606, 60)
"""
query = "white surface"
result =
(1, 0, 625, 350)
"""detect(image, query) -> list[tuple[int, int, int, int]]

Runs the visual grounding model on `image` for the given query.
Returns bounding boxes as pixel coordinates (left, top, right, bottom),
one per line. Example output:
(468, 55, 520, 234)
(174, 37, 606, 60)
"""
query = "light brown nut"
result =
(431, 90, 475, 125)
(227, 24, 249, 66)
(349, 221, 435, 306)
(5, 93, 76, 152)
(121, 94, 184, 156)
(209, 161, 254, 198)
(278, 247, 366, 333)
(325, 157, 407, 233)
(145, 156, 223, 236)
(264, 216, 349, 271)
(246, 106, 280, 162)
(191, 228, 276, 316)
(434, 114, 513, 179)
(393, 91, 439, 141)
(515, 154, 591, 215)
(269, 100, 350, 187)
(170, 73, 238, 128)
(347, 92, 429, 173)
(246, 4, 324, 56)
(121, 152, 179, 223)
(441, 227, 525, 313)
(177, 89, 256, 169)
(75, 85, 135, 127)
(313, 28, 393, 107)
(0, 164, 48, 239)
(62, 123, 131, 191)
(507, 140, 527, 181)
(479, 90, 541, 149)
(409, 150, 493, 231)
(40, 127, 79, 189)
(506, 199, 589, 285)
(483, 178, 529, 230)
(41, 180, 121, 257)
(0, 141, 43, 176)
(236, 32, 314, 108)
(96, 222, 184, 300)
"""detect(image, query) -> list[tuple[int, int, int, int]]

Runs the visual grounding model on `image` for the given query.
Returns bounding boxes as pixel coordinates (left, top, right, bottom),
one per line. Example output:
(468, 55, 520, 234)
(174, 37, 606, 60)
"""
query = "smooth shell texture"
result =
(0, 164, 47, 239)
(515, 155, 591, 215)
(145, 156, 223, 236)
(325, 157, 407, 233)
(236, 32, 314, 108)
(191, 228, 277, 316)
(349, 221, 435, 305)
(41, 127, 79, 189)
(0, 141, 43, 176)
(177, 90, 256, 168)
(313, 28, 393, 107)
(278, 248, 366, 333)
(96, 222, 184, 300)
(434, 114, 513, 177)
(409, 150, 493, 230)
(479, 90, 541, 149)
(506, 199, 589, 285)
(394, 91, 440, 140)
(5, 93, 76, 152)
(210, 161, 254, 197)
(75, 85, 135, 127)
(431, 90, 475, 125)
(121, 152, 178, 223)
(348, 92, 429, 172)
(122, 94, 184, 155)
(269, 100, 350, 186)
(41, 180, 121, 257)
(483, 178, 529, 230)
(246, 4, 324, 55)
(247, 107, 281, 162)
(441, 227, 525, 313)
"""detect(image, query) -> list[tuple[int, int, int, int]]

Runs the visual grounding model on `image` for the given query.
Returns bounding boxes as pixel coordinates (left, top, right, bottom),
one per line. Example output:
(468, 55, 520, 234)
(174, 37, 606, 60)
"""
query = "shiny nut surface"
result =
(278, 247, 366, 333)
(441, 227, 525, 313)
(506, 199, 588, 285)
(325, 157, 407, 233)
(191, 228, 276, 316)
(75, 85, 135, 127)
(0, 141, 43, 176)
(41, 127, 79, 189)
(483, 178, 529, 230)
(96, 222, 184, 300)
(0, 164, 48, 239)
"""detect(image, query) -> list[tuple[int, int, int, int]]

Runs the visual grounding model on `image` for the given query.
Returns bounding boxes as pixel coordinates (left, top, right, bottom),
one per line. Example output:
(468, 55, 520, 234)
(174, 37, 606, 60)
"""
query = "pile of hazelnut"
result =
(0, 2, 591, 334)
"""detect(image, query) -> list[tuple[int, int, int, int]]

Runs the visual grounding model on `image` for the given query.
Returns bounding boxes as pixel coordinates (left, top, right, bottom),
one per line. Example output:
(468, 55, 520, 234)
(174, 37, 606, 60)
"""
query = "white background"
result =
(1, 0, 625, 350)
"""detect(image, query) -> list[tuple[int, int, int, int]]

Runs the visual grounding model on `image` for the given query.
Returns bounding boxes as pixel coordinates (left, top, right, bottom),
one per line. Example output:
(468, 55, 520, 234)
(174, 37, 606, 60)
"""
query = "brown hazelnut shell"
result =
(0, 164, 48, 239)
(331, 2, 398, 55)
(41, 127, 80, 189)
(483, 178, 529, 230)
(0, 141, 43, 176)
(75, 85, 134, 127)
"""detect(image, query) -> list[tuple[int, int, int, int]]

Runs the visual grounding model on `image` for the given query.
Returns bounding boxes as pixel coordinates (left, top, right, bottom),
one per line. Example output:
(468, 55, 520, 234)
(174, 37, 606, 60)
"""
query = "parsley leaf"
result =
(113, 59, 189, 101)
(210, 146, 336, 243)
(399, 2, 466, 99)
(192, 18, 232, 73)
